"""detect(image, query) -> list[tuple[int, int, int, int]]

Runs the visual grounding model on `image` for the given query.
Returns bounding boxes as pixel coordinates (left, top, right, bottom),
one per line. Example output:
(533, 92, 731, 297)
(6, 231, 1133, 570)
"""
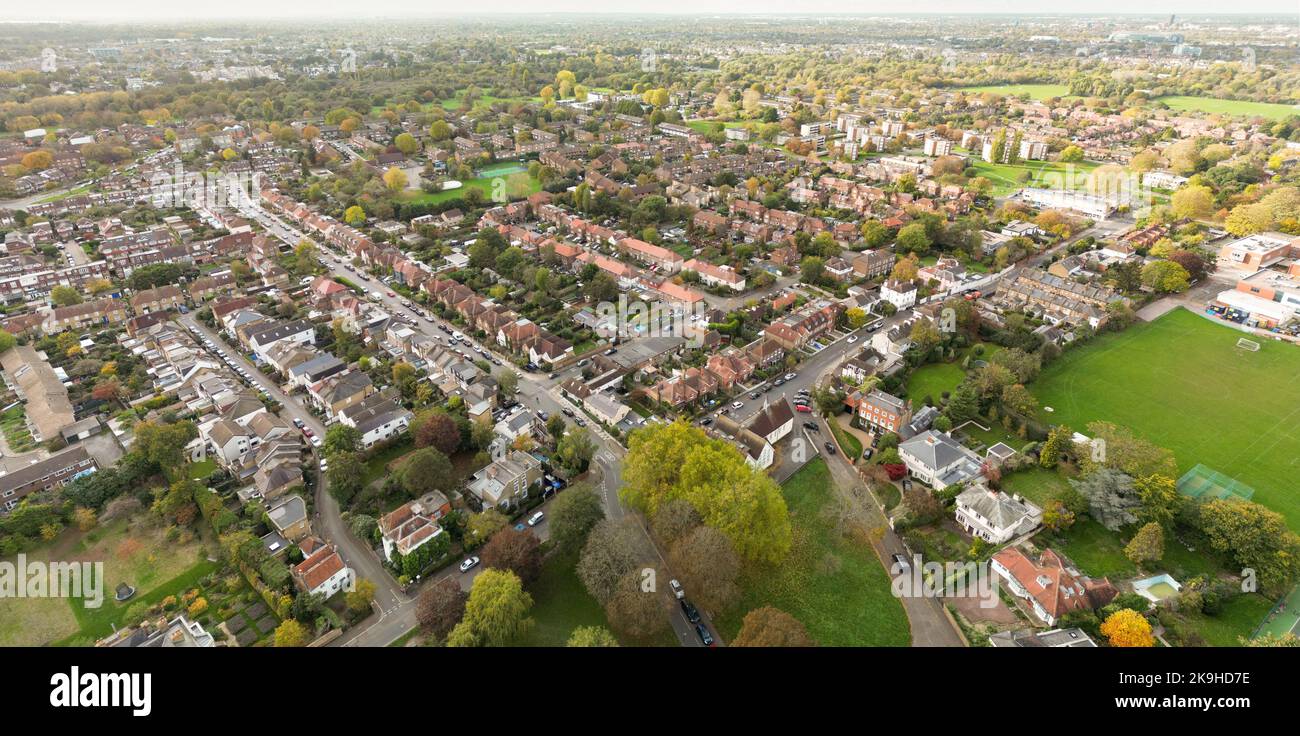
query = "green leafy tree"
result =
(445, 569, 534, 647)
(567, 625, 619, 647)
(549, 483, 606, 554)
(323, 424, 361, 457)
(327, 451, 365, 505)
(732, 606, 816, 647)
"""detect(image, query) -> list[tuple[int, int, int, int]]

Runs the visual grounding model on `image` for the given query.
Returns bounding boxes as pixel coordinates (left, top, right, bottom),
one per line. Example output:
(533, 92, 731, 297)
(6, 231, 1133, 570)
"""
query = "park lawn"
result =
(61, 557, 218, 645)
(400, 171, 540, 206)
(686, 119, 750, 133)
(1155, 95, 1300, 122)
(715, 458, 910, 646)
(439, 89, 542, 112)
(968, 158, 1099, 197)
(905, 362, 965, 406)
(515, 549, 612, 647)
(1030, 308, 1300, 532)
(956, 84, 1072, 100)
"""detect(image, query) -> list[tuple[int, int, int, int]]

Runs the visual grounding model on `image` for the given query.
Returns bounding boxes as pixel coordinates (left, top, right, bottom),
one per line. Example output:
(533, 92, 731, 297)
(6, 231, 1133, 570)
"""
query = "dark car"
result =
(695, 623, 715, 647)
(749, 391, 761, 400)
(699, 417, 713, 426)
(679, 599, 701, 624)
(803, 421, 819, 431)
(824, 442, 837, 455)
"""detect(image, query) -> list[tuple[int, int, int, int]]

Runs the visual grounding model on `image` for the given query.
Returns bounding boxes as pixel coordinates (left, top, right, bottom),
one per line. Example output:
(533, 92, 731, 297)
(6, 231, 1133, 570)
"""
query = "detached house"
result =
(378, 497, 448, 562)
(991, 547, 1117, 626)
(955, 485, 1043, 544)
(293, 543, 354, 600)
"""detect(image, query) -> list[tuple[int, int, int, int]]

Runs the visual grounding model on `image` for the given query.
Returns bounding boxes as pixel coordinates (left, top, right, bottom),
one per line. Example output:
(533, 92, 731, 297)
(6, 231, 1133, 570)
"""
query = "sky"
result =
(1, 2, 1298, 23)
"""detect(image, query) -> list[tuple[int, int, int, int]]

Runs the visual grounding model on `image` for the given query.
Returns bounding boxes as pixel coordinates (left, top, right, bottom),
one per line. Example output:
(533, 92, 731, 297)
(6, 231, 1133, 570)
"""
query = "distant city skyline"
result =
(1, 2, 1298, 23)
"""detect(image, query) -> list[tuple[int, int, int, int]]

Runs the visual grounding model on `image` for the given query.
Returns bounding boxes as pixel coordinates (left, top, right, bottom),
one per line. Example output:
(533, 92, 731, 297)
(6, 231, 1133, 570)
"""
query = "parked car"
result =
(459, 556, 480, 573)
(803, 421, 819, 431)
(730, 401, 743, 410)
(311, 437, 322, 448)
(695, 623, 715, 647)
(669, 579, 684, 600)
(846, 335, 858, 344)
(679, 599, 701, 624)
(527, 511, 545, 527)
(824, 442, 837, 455)
(784, 372, 797, 381)
(292, 418, 304, 429)
(749, 391, 761, 400)
(890, 553, 910, 574)
(795, 404, 812, 413)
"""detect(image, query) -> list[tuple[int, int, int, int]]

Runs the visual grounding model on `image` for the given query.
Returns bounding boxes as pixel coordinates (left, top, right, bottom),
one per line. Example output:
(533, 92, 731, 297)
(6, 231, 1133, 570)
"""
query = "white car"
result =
(784, 372, 797, 381)
(527, 511, 545, 527)
(669, 579, 684, 600)
(459, 556, 480, 573)
(319, 461, 329, 472)
(731, 401, 743, 410)
(847, 335, 858, 344)
(310, 437, 322, 448)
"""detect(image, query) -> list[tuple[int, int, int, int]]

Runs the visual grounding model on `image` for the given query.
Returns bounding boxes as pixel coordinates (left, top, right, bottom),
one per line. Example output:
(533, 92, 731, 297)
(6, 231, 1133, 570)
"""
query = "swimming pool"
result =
(1133, 574, 1183, 604)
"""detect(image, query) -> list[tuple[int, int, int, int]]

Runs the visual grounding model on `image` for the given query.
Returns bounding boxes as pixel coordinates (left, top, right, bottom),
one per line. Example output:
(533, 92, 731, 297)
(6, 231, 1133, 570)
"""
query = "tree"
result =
(1134, 474, 1181, 529)
(651, 498, 702, 548)
(416, 577, 467, 641)
(1170, 184, 1214, 219)
(555, 426, 596, 475)
(134, 420, 198, 472)
(1196, 497, 1300, 593)
(799, 256, 825, 284)
(890, 253, 920, 282)
(344, 205, 366, 226)
(345, 578, 376, 615)
(326, 451, 365, 505)
(1070, 469, 1141, 531)
(1000, 383, 1037, 417)
(1058, 145, 1084, 163)
(621, 421, 791, 564)
(400, 448, 452, 496)
(577, 517, 645, 605)
(480, 527, 542, 585)
(274, 619, 310, 647)
(497, 369, 519, 398)
(445, 569, 533, 647)
(1124, 522, 1165, 566)
(0, 329, 14, 354)
(549, 483, 605, 554)
(1100, 609, 1154, 648)
(605, 567, 671, 640)
(895, 223, 931, 255)
(466, 509, 509, 548)
(1079, 421, 1178, 478)
(323, 424, 361, 457)
(669, 526, 740, 612)
(382, 166, 408, 193)
(567, 625, 619, 647)
(732, 606, 816, 647)
(1141, 260, 1190, 293)
(1039, 425, 1073, 468)
(50, 285, 81, 307)
(394, 132, 419, 155)
(413, 410, 460, 454)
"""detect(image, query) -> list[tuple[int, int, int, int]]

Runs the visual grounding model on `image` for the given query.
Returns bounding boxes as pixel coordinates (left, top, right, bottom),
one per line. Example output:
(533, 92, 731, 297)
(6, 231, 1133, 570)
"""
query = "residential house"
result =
(991, 547, 1117, 626)
(955, 485, 1043, 544)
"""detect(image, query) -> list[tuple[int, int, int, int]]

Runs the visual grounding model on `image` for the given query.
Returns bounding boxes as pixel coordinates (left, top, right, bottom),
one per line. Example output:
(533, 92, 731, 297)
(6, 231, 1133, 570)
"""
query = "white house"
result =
(881, 279, 918, 310)
(293, 544, 354, 600)
(897, 430, 982, 489)
(954, 485, 1043, 544)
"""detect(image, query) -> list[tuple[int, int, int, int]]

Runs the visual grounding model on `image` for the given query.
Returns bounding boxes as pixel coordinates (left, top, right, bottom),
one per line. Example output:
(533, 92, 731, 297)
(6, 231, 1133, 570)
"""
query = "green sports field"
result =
(1154, 95, 1300, 122)
(1031, 308, 1300, 531)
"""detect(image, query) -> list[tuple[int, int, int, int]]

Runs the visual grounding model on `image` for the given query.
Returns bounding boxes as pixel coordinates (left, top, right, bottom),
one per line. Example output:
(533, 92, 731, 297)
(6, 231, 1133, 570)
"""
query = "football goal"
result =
(1236, 337, 1261, 352)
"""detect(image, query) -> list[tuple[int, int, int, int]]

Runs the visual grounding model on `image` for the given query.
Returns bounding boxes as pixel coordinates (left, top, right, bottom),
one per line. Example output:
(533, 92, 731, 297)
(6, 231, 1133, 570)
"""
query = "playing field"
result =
(1031, 308, 1300, 531)
(955, 84, 1071, 100)
(1155, 95, 1300, 122)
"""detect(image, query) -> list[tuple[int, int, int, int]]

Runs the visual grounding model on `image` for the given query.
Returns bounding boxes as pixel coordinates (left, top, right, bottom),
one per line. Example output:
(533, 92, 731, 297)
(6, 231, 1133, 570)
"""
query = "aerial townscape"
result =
(1, 6, 1299, 659)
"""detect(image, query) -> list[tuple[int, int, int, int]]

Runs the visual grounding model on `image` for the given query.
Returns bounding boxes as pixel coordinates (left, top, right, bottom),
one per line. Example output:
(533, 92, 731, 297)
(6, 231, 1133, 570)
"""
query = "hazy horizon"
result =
(1, 2, 1298, 24)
